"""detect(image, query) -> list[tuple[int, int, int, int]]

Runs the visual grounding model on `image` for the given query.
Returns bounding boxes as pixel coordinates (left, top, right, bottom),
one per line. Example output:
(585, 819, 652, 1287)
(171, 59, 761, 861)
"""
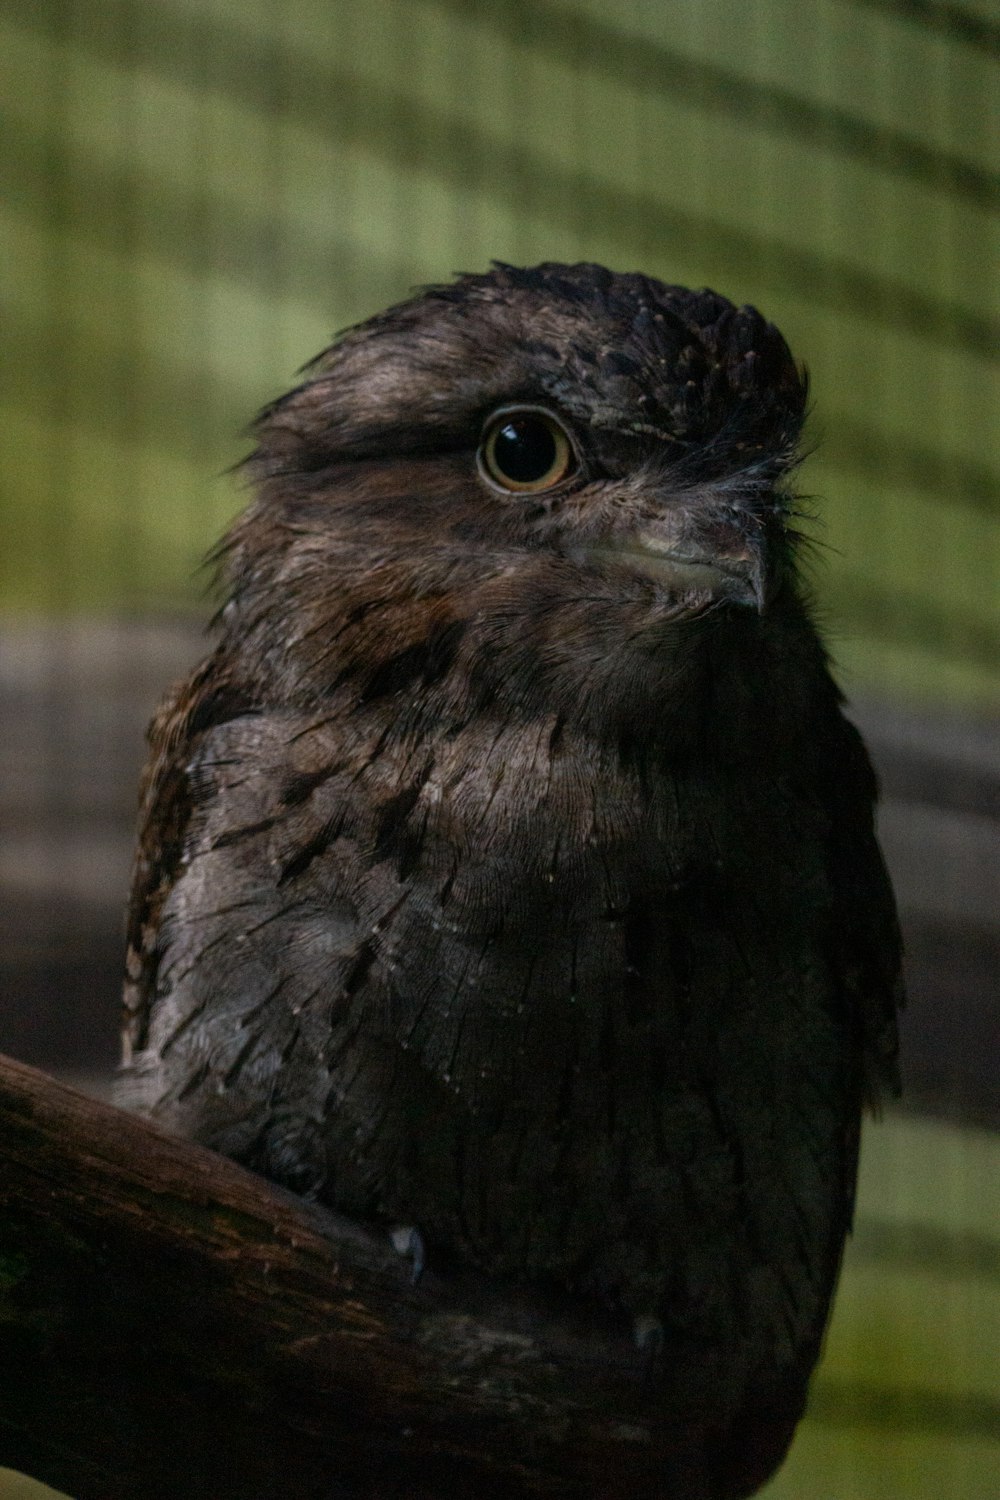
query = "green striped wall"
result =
(2, 0, 997, 709)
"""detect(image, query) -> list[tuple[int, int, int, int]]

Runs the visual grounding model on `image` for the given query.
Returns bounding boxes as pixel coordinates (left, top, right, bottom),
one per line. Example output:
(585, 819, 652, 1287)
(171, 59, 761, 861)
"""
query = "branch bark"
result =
(0, 1053, 714, 1499)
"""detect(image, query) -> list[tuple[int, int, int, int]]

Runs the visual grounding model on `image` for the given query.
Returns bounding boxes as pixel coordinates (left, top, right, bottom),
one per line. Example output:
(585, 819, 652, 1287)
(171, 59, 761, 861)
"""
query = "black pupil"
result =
(493, 417, 558, 482)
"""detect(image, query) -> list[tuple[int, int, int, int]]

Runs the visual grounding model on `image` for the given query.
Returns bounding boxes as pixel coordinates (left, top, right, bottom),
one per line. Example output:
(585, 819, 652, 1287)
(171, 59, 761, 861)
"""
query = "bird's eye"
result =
(478, 408, 576, 494)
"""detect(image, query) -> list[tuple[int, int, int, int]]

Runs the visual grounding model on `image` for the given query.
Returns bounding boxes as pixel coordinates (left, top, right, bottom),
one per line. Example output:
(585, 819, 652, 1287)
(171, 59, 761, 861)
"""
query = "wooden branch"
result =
(0, 1053, 715, 1500)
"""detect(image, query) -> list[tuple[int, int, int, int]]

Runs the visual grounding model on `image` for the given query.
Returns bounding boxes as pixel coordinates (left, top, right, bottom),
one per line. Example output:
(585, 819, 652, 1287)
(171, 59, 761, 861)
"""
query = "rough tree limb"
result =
(0, 1053, 717, 1500)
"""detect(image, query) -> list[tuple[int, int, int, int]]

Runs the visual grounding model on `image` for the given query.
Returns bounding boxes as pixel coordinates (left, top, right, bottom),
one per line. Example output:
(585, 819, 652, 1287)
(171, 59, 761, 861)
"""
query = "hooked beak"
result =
(582, 526, 768, 612)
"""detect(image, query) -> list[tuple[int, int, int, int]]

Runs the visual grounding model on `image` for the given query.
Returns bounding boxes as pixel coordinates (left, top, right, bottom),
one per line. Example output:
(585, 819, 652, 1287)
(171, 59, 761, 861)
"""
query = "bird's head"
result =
(225, 263, 811, 735)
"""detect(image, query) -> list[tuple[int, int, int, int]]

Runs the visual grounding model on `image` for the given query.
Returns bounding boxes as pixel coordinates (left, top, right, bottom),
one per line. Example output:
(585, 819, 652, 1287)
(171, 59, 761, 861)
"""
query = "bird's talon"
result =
(633, 1314, 664, 1385)
(390, 1225, 426, 1284)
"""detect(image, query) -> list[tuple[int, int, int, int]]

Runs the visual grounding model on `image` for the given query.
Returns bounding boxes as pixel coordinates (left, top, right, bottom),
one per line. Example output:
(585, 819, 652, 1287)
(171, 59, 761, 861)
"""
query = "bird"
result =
(119, 261, 902, 1497)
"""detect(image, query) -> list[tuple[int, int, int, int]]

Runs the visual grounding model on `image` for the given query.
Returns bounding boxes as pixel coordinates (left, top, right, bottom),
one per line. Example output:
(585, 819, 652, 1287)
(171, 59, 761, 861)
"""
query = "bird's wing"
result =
(828, 711, 904, 1114)
(122, 651, 255, 1063)
(711, 710, 904, 1500)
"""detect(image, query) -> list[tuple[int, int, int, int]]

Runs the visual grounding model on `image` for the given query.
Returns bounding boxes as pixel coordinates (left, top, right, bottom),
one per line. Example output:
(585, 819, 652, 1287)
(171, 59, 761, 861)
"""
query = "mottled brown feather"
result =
(120, 263, 902, 1498)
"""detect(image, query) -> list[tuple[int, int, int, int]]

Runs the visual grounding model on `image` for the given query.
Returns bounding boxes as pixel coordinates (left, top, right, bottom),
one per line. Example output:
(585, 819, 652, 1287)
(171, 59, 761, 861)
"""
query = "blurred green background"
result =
(4, 0, 998, 710)
(1, 0, 997, 1495)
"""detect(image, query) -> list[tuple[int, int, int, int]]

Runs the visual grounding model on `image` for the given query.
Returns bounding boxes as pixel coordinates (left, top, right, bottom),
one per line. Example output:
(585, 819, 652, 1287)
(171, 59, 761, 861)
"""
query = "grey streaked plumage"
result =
(120, 262, 902, 1497)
